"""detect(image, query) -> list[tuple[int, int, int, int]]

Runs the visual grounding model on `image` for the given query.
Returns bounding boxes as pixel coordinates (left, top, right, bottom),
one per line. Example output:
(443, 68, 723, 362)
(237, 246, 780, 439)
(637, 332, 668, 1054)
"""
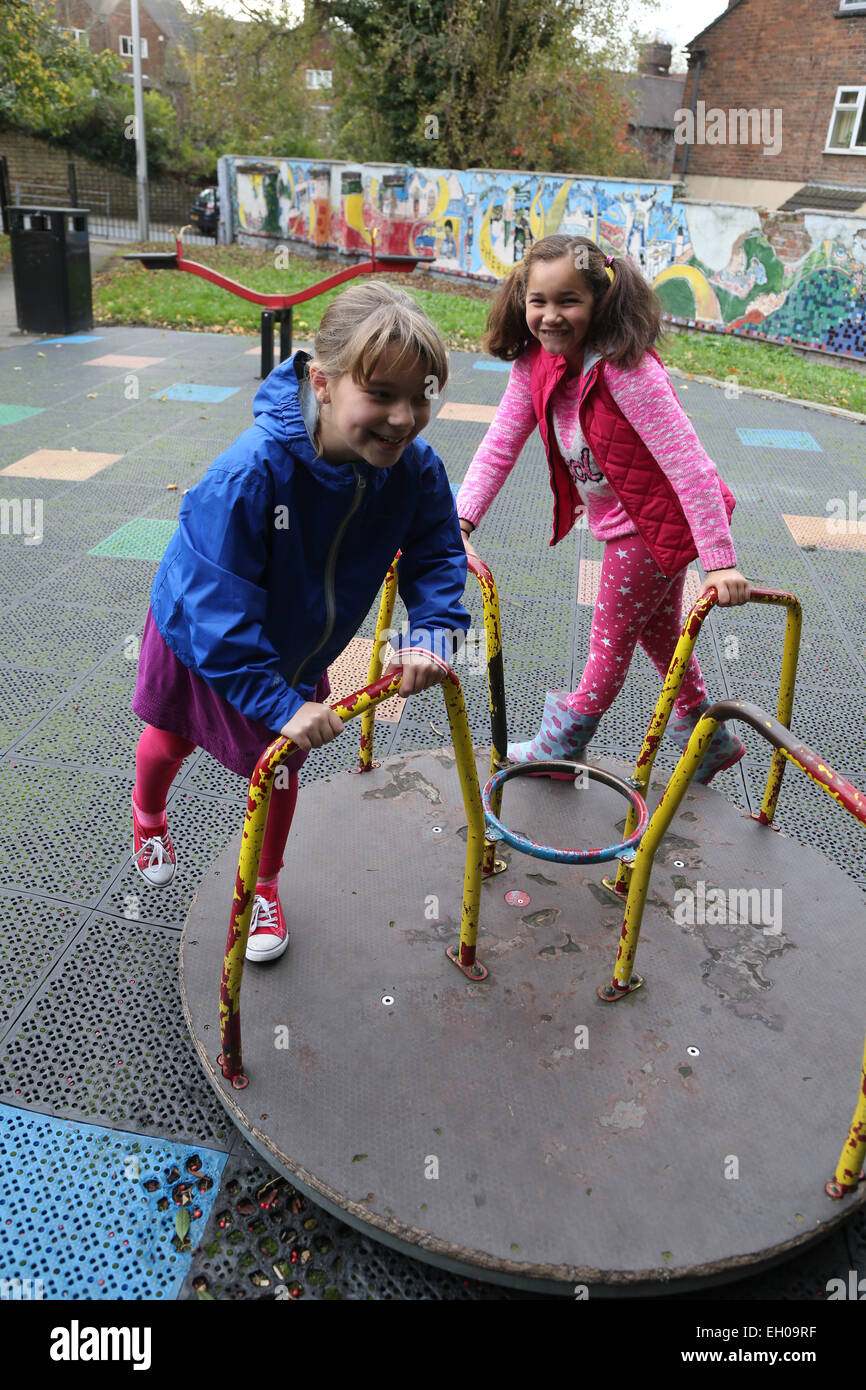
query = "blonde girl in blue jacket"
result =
(131, 282, 470, 963)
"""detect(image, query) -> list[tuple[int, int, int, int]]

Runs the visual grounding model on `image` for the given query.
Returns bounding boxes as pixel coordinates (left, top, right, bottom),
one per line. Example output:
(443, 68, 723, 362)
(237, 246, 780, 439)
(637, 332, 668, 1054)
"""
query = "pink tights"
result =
(569, 535, 707, 717)
(134, 725, 297, 879)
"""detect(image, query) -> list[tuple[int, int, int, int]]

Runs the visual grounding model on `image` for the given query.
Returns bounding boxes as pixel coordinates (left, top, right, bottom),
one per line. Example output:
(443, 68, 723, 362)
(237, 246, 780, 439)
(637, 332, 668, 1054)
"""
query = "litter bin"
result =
(9, 206, 93, 335)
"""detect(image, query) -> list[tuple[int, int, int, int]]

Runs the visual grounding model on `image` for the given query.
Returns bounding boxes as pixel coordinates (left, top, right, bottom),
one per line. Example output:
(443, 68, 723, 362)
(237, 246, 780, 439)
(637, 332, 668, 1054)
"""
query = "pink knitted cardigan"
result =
(455, 350, 737, 574)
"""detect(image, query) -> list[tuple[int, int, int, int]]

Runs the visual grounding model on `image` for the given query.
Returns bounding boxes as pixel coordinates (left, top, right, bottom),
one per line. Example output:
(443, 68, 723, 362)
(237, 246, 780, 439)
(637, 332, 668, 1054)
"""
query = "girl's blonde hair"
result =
(483, 234, 662, 369)
(308, 279, 449, 392)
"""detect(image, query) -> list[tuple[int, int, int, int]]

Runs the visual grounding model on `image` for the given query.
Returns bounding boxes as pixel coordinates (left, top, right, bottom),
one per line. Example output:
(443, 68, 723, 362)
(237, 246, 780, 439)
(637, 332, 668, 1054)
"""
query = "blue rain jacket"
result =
(149, 351, 470, 732)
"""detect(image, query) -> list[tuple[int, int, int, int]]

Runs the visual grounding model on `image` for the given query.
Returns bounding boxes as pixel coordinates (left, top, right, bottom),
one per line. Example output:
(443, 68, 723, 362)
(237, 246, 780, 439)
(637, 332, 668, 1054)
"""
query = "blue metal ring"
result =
(481, 760, 649, 864)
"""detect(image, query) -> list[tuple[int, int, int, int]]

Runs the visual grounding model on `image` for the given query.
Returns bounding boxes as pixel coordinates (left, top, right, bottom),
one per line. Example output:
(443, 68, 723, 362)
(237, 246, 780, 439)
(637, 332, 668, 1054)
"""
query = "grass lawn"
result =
(92, 242, 866, 413)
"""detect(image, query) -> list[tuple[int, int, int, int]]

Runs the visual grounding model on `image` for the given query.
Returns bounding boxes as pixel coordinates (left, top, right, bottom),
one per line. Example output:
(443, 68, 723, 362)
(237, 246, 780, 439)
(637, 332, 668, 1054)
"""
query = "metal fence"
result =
(0, 158, 214, 246)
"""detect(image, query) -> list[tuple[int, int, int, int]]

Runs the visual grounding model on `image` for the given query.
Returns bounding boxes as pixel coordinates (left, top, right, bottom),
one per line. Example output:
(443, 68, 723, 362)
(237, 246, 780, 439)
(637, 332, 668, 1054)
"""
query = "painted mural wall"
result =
(221, 155, 866, 361)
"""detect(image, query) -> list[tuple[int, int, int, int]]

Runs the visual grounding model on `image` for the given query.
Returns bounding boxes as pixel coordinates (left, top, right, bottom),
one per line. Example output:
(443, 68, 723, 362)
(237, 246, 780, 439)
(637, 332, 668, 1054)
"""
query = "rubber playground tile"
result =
(0, 603, 141, 677)
(0, 1101, 228, 1299)
(84, 355, 166, 369)
(151, 383, 240, 404)
(783, 513, 866, 553)
(1, 449, 123, 481)
(0, 895, 88, 1036)
(736, 428, 822, 452)
(0, 668, 73, 752)
(436, 402, 498, 422)
(0, 913, 234, 1144)
(33, 336, 104, 346)
(473, 360, 511, 372)
(88, 518, 178, 562)
(11, 677, 146, 771)
(0, 405, 44, 426)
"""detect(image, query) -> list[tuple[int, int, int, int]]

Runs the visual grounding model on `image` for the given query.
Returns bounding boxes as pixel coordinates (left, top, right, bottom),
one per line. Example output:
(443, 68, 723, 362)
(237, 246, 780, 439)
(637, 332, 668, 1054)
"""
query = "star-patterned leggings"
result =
(568, 534, 707, 717)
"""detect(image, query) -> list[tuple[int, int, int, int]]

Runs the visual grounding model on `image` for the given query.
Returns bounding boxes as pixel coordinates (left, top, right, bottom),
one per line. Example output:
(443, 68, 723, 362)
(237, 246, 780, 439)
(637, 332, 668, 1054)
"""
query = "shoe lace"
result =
(134, 829, 172, 867)
(250, 893, 279, 935)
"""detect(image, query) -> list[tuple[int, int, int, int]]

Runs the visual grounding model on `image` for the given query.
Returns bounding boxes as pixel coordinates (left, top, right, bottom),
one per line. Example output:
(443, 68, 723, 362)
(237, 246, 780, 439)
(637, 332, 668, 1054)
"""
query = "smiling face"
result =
(525, 256, 595, 373)
(309, 344, 433, 468)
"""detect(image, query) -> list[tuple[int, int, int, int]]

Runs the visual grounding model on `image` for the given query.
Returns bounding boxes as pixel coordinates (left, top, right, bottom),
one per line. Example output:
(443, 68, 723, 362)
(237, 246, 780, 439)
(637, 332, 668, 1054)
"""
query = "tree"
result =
(325, 0, 659, 174)
(174, 0, 327, 160)
(66, 86, 182, 175)
(0, 0, 121, 136)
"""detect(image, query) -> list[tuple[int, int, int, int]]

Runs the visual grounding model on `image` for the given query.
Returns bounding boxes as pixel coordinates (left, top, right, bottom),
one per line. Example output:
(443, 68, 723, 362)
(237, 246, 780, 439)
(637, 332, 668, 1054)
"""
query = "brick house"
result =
(51, 0, 191, 94)
(680, 0, 866, 213)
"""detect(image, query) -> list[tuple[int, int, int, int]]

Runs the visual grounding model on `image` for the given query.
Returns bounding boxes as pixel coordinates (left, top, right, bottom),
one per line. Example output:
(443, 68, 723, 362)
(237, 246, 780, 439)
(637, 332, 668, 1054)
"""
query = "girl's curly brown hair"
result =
(483, 234, 663, 369)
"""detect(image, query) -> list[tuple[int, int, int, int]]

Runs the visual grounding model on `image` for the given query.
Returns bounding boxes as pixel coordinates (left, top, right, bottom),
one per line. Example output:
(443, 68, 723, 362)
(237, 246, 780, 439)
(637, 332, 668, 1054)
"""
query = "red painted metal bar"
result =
(128, 229, 433, 310)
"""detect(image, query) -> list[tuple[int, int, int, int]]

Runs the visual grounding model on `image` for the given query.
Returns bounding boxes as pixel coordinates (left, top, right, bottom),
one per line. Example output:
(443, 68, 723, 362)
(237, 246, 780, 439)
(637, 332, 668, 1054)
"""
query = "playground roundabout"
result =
(180, 560, 866, 1297)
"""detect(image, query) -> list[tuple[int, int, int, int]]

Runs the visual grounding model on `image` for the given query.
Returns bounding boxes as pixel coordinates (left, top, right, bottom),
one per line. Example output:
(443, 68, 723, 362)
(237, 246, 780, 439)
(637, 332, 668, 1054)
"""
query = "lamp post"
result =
(130, 0, 149, 240)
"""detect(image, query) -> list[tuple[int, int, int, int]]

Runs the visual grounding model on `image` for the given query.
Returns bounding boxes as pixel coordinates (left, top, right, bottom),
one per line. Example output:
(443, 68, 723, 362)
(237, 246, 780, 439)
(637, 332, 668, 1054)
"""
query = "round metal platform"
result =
(180, 747, 866, 1296)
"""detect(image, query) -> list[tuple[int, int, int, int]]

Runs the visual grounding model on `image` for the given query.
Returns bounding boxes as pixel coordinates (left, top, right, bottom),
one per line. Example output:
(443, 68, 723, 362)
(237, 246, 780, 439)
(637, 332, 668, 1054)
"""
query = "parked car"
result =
(189, 186, 219, 236)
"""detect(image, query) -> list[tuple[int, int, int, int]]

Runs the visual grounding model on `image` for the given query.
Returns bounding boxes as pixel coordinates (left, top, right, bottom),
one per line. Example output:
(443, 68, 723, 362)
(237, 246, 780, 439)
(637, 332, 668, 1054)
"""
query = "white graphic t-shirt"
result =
(551, 374, 629, 534)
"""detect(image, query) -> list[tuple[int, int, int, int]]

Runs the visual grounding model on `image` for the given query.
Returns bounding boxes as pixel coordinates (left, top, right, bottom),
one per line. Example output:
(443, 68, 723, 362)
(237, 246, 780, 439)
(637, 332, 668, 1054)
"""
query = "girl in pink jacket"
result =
(455, 233, 750, 783)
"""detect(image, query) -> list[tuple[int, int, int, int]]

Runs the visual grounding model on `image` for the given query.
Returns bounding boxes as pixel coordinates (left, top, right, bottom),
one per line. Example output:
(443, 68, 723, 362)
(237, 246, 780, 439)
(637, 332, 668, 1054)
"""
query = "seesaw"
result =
(124, 229, 434, 377)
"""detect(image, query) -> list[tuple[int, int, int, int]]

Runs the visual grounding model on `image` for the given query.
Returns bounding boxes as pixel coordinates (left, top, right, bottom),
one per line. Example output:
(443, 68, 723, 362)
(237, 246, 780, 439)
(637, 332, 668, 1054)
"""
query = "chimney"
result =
(638, 41, 673, 76)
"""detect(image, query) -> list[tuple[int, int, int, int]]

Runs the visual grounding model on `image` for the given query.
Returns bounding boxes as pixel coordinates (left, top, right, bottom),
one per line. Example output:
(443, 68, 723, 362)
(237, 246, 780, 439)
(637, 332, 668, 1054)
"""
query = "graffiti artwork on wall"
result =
(223, 155, 866, 360)
(652, 205, 866, 358)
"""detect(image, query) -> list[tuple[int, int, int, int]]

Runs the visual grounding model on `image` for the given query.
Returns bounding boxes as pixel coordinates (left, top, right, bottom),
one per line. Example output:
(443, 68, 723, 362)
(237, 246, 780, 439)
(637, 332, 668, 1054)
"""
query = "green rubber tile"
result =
(89, 518, 178, 561)
(0, 405, 44, 426)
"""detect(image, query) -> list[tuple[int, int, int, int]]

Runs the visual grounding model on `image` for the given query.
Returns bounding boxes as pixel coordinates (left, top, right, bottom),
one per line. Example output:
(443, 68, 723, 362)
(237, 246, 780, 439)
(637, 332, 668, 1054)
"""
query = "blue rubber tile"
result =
(35, 336, 104, 346)
(88, 518, 178, 561)
(0, 1102, 228, 1299)
(473, 361, 511, 372)
(151, 384, 240, 404)
(0, 406, 44, 426)
(736, 428, 822, 452)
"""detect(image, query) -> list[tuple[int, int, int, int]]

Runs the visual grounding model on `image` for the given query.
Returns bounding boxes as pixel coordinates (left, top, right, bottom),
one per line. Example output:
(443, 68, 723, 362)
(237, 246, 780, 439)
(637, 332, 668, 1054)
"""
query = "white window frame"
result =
(825, 85, 866, 153)
(839, 1, 866, 12)
(120, 35, 148, 59)
(305, 68, 333, 89)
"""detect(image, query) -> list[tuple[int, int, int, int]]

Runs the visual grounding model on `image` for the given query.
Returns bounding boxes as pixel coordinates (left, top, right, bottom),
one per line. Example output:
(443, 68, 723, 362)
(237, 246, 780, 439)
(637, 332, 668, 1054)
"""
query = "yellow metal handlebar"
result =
(218, 665, 487, 1087)
(606, 585, 802, 900)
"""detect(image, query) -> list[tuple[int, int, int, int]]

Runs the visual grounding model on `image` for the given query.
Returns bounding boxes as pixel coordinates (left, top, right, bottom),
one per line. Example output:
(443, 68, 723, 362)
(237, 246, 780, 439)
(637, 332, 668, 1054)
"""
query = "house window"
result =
(61, 28, 90, 48)
(120, 35, 149, 59)
(826, 87, 866, 152)
(839, 1, 866, 11)
(305, 69, 333, 89)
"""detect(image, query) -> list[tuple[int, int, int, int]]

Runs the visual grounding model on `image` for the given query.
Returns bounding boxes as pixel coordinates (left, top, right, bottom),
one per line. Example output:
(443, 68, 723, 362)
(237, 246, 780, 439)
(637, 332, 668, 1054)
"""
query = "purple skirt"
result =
(132, 608, 331, 780)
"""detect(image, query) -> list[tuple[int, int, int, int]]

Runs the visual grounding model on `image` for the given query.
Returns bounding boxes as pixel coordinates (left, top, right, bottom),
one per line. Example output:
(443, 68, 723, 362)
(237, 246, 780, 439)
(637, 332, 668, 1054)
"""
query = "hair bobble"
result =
(604, 254, 615, 284)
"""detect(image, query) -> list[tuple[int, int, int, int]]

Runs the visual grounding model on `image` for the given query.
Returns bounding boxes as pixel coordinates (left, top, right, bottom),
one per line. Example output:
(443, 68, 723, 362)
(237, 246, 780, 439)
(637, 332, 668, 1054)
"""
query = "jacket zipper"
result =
(290, 462, 367, 688)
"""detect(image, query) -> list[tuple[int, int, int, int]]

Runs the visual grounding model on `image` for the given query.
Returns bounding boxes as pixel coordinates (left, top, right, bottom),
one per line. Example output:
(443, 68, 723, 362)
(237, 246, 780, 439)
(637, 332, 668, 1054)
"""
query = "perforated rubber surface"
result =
(0, 324, 864, 1299)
